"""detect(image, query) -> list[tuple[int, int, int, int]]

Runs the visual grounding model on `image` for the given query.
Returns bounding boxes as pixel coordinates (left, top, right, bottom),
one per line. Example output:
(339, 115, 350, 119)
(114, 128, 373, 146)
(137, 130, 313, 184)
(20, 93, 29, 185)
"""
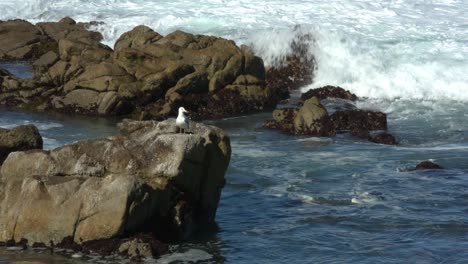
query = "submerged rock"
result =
(369, 131, 397, 145)
(301, 85, 357, 101)
(0, 120, 231, 253)
(415, 161, 443, 170)
(0, 124, 43, 164)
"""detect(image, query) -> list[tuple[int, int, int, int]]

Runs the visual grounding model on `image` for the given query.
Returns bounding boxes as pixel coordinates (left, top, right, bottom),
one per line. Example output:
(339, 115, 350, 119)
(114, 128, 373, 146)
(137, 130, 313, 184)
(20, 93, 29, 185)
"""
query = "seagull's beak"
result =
(184, 110, 189, 114)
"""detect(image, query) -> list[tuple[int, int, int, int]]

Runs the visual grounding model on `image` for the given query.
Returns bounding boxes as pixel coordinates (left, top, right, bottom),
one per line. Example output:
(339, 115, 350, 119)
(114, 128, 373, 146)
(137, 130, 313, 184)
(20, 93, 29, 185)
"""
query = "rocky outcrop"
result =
(301, 85, 357, 101)
(0, 119, 231, 256)
(0, 124, 43, 164)
(263, 97, 335, 136)
(0, 18, 277, 120)
(264, 85, 397, 144)
(111, 27, 270, 120)
(415, 161, 443, 170)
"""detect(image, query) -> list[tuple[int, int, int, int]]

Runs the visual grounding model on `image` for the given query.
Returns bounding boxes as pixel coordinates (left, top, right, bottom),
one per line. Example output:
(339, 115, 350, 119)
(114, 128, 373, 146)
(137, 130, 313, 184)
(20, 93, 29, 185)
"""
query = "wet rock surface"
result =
(0, 119, 231, 259)
(415, 161, 443, 170)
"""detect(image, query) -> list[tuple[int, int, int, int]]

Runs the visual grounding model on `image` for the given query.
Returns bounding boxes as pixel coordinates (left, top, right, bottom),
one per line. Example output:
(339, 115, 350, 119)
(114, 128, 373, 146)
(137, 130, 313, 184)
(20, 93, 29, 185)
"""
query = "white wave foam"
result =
(305, 28, 468, 102)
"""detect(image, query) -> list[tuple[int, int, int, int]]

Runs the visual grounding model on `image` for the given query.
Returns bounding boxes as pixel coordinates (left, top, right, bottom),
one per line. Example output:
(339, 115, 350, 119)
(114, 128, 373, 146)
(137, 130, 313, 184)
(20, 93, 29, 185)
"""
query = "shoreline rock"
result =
(0, 119, 231, 259)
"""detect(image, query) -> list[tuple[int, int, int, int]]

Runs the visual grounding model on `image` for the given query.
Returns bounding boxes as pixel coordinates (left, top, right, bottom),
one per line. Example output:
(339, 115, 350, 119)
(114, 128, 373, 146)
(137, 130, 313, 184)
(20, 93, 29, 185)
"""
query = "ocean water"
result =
(1, 0, 468, 263)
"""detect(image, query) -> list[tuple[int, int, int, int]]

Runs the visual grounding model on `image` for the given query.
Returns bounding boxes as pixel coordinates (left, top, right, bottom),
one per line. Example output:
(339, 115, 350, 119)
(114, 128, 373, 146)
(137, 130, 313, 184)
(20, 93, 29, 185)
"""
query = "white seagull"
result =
(176, 107, 190, 134)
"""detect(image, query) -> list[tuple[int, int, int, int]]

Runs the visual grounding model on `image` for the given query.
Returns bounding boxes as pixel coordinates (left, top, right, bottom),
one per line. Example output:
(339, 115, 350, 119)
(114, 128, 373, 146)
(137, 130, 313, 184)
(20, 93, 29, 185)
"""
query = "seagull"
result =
(176, 107, 190, 134)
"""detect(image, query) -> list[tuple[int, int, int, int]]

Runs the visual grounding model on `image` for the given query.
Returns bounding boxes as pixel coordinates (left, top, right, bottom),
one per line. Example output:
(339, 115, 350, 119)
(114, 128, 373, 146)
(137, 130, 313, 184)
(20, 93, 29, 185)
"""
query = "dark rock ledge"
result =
(0, 119, 231, 260)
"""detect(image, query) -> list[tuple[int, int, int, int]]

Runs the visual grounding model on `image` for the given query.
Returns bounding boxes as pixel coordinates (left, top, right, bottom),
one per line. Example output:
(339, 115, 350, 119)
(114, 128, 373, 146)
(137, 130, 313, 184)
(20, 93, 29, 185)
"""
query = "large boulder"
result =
(0, 119, 231, 251)
(0, 124, 43, 164)
(263, 97, 335, 136)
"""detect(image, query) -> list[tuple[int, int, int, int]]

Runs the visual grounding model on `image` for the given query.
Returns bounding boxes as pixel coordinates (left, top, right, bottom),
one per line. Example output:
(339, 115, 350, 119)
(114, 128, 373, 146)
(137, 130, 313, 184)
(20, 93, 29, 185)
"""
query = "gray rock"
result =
(0, 120, 230, 247)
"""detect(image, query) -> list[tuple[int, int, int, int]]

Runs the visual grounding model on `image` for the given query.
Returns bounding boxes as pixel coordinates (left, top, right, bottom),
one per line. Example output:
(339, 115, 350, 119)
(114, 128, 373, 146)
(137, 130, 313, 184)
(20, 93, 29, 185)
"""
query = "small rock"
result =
(415, 161, 443, 170)
(369, 132, 397, 145)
